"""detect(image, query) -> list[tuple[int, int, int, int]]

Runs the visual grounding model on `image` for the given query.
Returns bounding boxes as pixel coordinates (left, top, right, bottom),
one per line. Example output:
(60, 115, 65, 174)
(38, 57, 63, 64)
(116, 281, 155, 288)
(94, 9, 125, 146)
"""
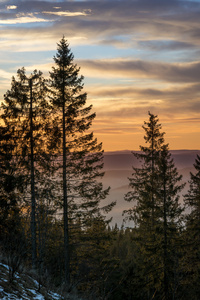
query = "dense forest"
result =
(0, 38, 200, 300)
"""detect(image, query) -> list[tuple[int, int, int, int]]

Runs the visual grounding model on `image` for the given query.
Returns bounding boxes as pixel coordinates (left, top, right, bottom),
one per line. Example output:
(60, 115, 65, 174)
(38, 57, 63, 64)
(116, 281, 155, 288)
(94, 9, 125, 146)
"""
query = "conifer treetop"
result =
(141, 112, 165, 153)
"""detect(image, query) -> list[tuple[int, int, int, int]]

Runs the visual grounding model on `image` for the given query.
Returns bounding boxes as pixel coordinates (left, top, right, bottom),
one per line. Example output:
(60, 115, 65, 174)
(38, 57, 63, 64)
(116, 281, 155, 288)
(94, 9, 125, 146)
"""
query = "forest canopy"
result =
(0, 38, 200, 300)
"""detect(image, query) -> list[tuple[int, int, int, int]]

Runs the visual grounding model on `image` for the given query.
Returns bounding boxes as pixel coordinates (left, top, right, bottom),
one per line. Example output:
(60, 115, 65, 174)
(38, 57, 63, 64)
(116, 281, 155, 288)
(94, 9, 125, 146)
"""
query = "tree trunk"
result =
(30, 78, 37, 269)
(62, 80, 70, 285)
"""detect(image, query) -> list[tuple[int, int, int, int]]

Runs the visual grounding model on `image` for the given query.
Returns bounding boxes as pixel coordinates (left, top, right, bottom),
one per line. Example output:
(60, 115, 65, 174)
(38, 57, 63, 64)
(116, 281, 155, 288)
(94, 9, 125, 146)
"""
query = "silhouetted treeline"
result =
(0, 40, 200, 299)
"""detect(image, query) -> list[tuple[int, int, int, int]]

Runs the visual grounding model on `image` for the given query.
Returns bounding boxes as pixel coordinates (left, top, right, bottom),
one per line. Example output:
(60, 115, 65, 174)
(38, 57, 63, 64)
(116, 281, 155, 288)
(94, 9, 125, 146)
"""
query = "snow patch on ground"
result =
(0, 261, 83, 300)
(0, 262, 63, 300)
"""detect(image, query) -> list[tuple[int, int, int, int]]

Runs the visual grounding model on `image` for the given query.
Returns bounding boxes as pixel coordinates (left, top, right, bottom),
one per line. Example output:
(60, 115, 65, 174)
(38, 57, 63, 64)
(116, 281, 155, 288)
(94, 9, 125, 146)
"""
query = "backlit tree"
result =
(124, 112, 184, 299)
(49, 37, 114, 284)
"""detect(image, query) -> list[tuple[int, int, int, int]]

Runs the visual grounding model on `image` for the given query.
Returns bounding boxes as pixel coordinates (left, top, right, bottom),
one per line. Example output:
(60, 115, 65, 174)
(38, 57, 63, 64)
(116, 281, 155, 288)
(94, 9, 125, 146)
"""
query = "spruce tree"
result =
(124, 112, 184, 299)
(183, 155, 200, 299)
(49, 37, 114, 285)
(124, 113, 164, 231)
(1, 68, 54, 269)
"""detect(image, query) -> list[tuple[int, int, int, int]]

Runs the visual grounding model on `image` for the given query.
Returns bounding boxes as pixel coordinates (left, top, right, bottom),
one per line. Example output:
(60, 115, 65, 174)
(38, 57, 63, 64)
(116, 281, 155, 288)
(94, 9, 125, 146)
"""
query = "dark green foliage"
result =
(0, 126, 27, 280)
(0, 125, 20, 240)
(48, 37, 114, 284)
(0, 38, 115, 298)
(124, 113, 184, 299)
(124, 112, 165, 228)
(156, 144, 185, 299)
(1, 68, 56, 268)
(49, 37, 112, 220)
(183, 155, 200, 299)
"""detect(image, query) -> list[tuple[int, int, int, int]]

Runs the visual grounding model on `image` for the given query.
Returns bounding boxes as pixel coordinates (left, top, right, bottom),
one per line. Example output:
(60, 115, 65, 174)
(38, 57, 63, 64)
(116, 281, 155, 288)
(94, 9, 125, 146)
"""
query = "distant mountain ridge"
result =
(103, 149, 200, 169)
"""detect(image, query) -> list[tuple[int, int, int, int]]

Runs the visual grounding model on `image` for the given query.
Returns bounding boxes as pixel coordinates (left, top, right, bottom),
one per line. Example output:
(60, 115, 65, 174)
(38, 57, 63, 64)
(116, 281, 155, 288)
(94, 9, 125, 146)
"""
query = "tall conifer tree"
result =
(1, 68, 53, 269)
(124, 112, 184, 299)
(49, 37, 114, 284)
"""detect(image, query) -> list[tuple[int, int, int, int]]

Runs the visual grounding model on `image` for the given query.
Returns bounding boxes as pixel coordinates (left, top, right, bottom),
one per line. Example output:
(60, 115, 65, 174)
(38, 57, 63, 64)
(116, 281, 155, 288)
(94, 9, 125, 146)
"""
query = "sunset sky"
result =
(0, 0, 200, 151)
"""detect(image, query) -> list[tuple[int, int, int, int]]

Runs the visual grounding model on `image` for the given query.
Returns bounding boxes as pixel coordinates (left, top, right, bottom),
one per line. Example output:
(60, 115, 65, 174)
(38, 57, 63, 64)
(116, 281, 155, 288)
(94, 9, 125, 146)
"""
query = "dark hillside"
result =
(0, 262, 82, 300)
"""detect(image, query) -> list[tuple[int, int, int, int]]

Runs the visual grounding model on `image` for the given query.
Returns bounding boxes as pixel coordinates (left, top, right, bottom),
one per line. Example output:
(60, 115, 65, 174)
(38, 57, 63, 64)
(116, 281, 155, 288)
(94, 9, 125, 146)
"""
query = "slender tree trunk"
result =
(30, 78, 37, 268)
(62, 81, 70, 285)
